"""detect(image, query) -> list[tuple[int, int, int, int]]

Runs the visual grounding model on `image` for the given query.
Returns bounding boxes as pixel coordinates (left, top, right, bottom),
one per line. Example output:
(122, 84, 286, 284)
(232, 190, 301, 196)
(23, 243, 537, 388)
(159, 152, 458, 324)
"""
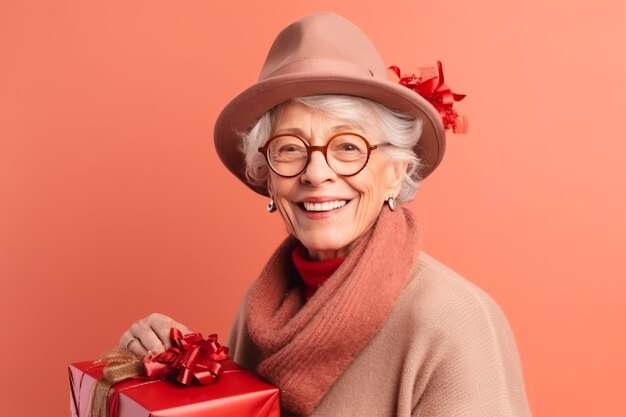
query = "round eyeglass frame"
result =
(258, 132, 384, 178)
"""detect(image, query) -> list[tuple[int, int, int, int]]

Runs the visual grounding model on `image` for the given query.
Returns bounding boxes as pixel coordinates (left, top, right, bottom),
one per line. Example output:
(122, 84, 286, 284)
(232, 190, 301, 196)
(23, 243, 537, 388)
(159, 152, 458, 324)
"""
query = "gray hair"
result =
(239, 95, 423, 202)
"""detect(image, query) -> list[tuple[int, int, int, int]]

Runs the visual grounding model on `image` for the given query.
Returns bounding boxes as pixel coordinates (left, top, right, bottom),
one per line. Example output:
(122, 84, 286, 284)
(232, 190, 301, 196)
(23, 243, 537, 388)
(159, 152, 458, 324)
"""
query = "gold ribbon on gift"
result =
(88, 348, 146, 417)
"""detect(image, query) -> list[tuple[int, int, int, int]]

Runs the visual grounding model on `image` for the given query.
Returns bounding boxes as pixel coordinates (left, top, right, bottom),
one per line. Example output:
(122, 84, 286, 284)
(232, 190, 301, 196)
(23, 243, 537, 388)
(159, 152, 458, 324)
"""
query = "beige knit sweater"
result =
(229, 252, 533, 417)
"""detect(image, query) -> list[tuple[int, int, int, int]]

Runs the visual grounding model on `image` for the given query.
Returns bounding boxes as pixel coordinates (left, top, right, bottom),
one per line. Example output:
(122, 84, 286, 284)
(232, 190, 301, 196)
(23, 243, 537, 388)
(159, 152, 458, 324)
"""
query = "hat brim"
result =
(214, 70, 446, 197)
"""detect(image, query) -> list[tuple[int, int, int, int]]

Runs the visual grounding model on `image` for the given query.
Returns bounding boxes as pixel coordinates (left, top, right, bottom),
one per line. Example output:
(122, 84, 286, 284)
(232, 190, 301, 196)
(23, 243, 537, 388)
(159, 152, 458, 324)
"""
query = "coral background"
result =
(1, 1, 625, 416)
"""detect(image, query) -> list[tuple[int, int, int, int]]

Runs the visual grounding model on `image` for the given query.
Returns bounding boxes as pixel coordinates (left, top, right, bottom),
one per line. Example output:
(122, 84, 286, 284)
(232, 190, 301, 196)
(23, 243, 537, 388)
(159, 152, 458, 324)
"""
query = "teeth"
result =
(303, 200, 347, 212)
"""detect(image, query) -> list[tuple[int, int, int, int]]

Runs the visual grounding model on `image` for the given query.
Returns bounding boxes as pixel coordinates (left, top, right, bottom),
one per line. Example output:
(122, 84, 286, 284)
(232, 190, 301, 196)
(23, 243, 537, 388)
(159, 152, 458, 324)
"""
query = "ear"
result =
(385, 159, 408, 197)
(266, 175, 274, 197)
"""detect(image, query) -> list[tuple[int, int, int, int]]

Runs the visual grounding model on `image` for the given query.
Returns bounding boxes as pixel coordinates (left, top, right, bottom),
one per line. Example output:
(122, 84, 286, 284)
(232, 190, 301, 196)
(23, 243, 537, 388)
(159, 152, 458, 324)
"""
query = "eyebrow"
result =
(273, 124, 363, 138)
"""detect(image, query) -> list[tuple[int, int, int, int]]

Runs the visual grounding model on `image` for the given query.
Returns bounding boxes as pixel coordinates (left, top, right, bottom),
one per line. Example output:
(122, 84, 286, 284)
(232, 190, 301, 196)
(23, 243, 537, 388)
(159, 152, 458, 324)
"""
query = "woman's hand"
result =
(118, 313, 191, 357)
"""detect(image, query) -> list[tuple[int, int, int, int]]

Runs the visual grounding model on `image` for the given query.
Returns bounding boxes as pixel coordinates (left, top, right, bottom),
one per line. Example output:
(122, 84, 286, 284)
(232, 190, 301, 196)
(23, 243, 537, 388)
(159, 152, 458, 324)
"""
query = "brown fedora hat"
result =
(214, 12, 447, 197)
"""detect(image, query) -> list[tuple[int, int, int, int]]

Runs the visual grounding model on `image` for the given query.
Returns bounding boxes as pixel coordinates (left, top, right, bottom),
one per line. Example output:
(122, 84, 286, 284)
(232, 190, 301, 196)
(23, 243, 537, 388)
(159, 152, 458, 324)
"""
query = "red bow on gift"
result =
(143, 328, 230, 385)
(389, 61, 468, 133)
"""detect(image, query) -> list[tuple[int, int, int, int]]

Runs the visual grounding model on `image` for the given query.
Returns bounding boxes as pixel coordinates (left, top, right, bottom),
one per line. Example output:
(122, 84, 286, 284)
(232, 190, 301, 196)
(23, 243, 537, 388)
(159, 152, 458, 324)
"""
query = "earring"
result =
(267, 199, 277, 213)
(387, 194, 396, 211)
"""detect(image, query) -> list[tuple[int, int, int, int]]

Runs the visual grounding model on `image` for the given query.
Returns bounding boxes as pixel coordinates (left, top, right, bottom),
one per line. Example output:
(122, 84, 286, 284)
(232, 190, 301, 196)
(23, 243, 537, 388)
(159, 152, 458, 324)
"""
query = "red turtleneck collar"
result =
(291, 243, 345, 300)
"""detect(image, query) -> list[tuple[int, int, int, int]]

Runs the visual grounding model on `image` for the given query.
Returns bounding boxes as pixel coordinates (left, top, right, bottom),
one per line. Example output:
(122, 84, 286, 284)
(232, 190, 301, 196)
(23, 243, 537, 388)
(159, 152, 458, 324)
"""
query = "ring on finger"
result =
(126, 338, 140, 350)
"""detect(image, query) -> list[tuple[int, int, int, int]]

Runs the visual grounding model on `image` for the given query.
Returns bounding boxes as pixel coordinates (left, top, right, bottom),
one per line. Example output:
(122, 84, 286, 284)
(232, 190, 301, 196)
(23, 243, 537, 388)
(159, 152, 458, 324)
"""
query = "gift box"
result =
(69, 331, 279, 417)
(69, 360, 279, 417)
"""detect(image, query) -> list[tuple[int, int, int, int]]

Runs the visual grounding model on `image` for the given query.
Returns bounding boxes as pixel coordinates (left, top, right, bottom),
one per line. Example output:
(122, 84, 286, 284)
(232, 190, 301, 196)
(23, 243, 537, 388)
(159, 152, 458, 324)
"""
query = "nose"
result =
(300, 150, 337, 186)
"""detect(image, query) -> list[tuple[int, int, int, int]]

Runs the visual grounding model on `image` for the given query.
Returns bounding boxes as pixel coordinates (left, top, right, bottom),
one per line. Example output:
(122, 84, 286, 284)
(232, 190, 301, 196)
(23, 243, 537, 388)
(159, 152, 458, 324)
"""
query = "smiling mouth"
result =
(300, 200, 348, 212)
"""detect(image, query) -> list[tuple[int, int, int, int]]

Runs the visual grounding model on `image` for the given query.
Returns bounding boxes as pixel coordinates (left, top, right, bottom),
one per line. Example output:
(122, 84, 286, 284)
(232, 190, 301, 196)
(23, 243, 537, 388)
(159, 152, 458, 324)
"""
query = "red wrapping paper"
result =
(69, 360, 280, 417)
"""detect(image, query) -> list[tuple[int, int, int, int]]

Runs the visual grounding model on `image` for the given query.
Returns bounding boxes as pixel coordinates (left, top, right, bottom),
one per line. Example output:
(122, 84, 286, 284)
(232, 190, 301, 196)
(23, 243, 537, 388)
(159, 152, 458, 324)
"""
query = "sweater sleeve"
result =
(412, 280, 532, 417)
(227, 285, 264, 371)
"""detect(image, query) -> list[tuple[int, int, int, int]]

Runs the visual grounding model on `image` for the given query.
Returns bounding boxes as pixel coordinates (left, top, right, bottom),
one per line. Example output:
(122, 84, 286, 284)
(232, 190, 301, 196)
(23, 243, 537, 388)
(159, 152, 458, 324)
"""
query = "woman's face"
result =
(267, 102, 406, 260)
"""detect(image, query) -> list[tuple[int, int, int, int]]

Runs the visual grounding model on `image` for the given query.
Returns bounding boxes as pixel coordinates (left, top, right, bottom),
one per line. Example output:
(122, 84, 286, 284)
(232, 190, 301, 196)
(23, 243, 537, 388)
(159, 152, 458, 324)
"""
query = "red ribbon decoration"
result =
(83, 329, 231, 417)
(143, 328, 230, 386)
(389, 61, 468, 133)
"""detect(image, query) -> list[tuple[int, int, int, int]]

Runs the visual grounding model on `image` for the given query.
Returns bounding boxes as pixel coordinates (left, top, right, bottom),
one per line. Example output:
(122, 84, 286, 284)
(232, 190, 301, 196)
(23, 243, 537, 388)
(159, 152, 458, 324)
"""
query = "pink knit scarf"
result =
(246, 207, 420, 416)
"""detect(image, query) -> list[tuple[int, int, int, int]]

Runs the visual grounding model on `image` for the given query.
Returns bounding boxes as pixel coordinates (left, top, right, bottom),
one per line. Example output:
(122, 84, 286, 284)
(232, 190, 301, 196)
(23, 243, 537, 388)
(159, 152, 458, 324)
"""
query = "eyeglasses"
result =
(258, 132, 385, 177)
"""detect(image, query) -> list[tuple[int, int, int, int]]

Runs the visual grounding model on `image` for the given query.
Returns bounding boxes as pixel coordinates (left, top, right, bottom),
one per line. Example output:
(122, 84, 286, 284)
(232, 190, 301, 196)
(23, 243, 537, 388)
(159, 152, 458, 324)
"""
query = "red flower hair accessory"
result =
(389, 61, 468, 133)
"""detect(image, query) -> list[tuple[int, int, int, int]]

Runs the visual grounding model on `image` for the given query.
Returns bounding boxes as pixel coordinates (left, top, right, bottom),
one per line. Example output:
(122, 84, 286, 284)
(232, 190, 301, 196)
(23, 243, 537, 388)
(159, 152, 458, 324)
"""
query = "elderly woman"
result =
(119, 12, 532, 417)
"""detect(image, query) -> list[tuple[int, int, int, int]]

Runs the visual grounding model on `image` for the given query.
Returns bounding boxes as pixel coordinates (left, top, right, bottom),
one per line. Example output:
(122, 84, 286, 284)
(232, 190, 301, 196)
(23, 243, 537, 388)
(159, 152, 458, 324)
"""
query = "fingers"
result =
(118, 313, 192, 358)
(143, 313, 187, 350)
(152, 317, 191, 351)
(119, 329, 149, 357)
(130, 320, 167, 354)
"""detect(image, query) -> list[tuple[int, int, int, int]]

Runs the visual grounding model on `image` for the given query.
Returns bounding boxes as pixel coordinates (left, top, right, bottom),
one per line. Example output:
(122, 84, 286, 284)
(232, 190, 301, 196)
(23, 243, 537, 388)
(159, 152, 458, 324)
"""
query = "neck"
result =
(305, 232, 370, 261)
(307, 249, 344, 261)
